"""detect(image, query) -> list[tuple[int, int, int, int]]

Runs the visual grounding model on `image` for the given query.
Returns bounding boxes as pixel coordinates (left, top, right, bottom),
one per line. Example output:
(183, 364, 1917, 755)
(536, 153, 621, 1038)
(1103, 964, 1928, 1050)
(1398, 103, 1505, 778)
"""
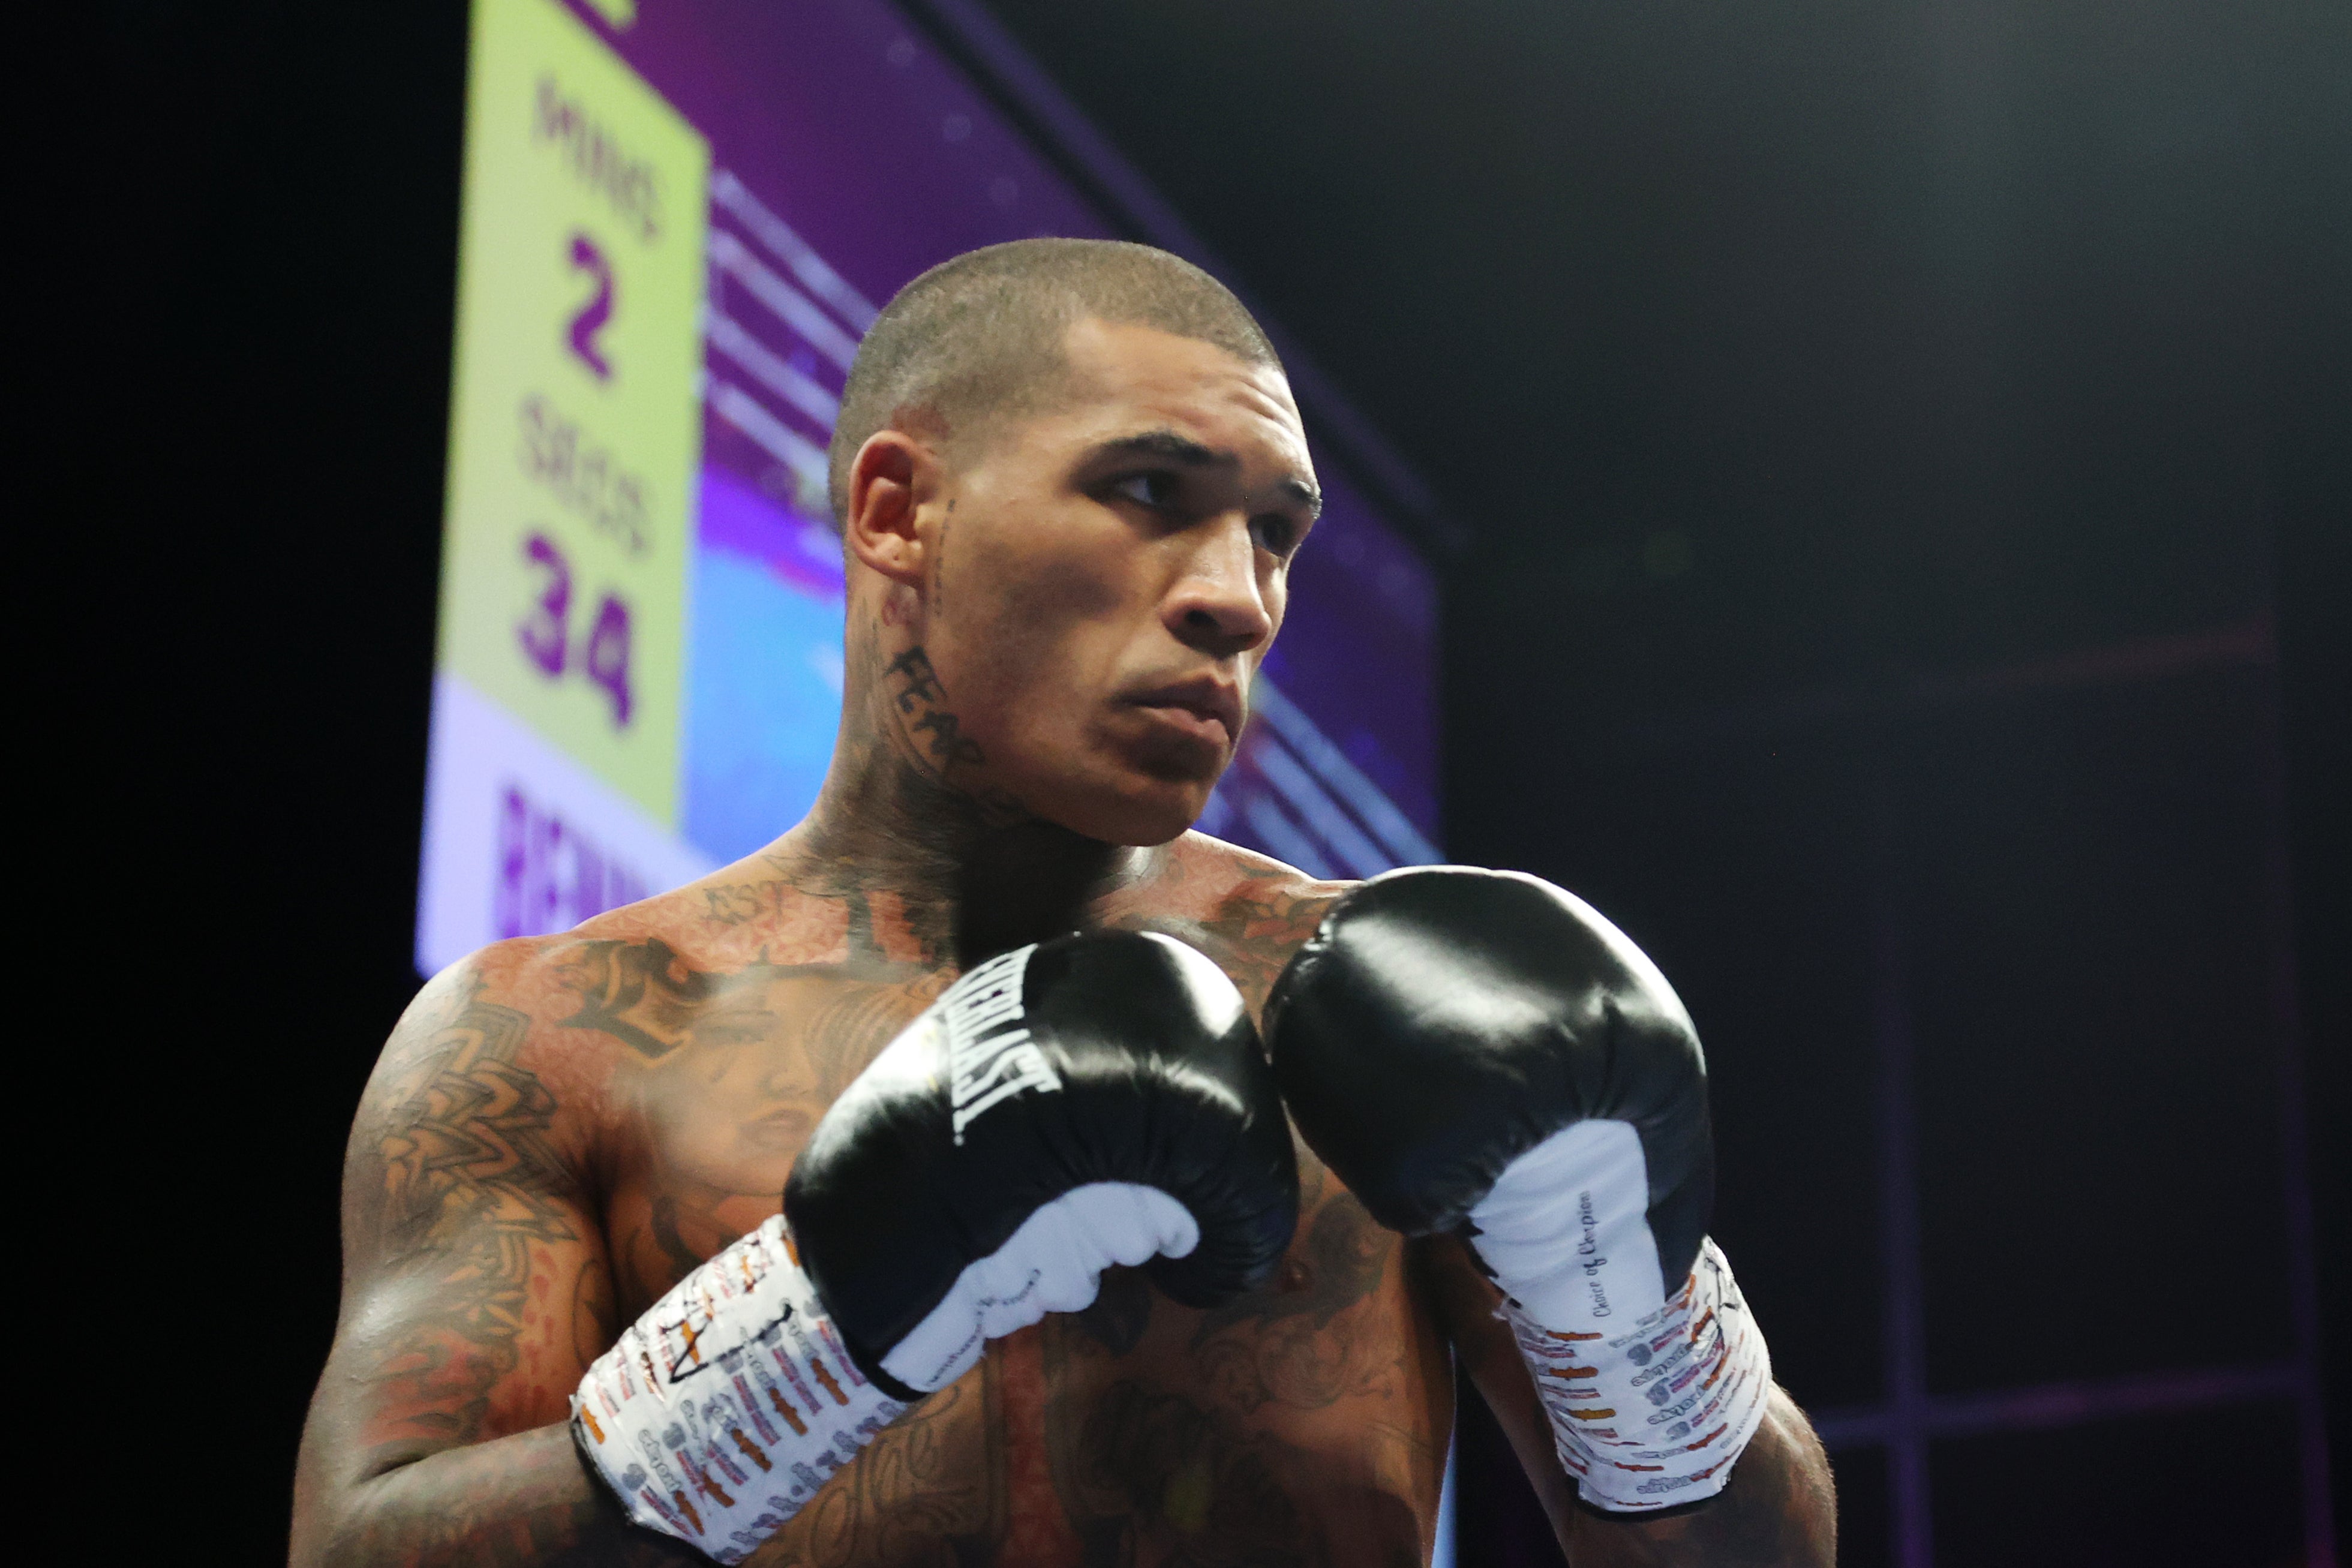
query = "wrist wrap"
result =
(1469, 1121, 1773, 1513)
(1501, 1237, 1773, 1512)
(570, 1215, 905, 1563)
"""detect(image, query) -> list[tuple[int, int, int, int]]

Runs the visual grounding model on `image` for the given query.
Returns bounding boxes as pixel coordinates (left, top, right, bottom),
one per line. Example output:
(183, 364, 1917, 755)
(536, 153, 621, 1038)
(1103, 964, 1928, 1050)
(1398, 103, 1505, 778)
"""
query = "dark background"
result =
(88, 0, 2344, 1561)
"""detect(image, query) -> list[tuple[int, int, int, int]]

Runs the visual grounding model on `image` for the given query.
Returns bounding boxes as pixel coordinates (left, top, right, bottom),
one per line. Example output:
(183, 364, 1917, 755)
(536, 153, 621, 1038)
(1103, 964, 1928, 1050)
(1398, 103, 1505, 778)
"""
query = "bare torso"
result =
(362, 832, 1450, 1568)
(301, 287, 1837, 1568)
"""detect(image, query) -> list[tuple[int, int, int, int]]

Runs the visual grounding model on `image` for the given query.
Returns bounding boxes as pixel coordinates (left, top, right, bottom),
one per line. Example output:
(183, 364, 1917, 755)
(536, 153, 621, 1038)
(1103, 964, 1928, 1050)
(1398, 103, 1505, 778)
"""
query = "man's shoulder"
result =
(1133, 832, 1359, 1008)
(384, 932, 604, 1077)
(395, 855, 900, 1070)
(391, 887, 714, 1065)
(1154, 829, 1351, 916)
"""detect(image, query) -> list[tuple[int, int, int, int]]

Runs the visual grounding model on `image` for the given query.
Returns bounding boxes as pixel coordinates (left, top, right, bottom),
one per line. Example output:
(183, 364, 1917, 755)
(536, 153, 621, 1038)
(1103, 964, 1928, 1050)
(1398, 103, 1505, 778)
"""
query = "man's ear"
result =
(843, 428, 942, 587)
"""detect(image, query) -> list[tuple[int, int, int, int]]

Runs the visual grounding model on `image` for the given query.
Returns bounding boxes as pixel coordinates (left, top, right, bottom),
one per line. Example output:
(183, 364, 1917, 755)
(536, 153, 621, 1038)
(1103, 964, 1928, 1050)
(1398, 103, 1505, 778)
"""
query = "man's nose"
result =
(1163, 515, 1274, 657)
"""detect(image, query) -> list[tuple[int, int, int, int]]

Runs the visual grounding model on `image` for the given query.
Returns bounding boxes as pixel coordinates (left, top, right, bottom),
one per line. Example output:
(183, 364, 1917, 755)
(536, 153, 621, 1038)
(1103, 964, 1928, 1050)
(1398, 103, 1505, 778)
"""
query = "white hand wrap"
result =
(1470, 1122, 1774, 1513)
(569, 1216, 904, 1564)
(570, 1185, 1195, 1561)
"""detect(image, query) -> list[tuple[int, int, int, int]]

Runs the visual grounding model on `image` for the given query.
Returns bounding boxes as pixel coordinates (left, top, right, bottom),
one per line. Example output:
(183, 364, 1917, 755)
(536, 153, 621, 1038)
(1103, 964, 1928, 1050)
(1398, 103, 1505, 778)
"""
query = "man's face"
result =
(920, 316, 1319, 845)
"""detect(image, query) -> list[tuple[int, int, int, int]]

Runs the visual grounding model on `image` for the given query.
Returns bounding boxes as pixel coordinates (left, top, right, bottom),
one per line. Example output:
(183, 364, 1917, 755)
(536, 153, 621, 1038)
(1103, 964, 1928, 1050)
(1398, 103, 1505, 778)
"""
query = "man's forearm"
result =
(1562, 1387, 1837, 1567)
(299, 1423, 701, 1568)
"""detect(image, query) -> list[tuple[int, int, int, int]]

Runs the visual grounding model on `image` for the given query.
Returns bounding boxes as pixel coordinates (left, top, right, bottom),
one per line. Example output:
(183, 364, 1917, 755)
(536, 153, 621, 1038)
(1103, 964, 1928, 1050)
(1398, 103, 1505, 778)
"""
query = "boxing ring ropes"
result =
(904, 5, 2336, 1561)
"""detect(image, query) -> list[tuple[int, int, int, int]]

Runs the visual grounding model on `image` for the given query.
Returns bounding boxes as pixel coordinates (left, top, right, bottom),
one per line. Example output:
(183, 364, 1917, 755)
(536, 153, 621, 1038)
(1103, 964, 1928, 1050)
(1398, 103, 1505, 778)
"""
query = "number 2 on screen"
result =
(567, 233, 614, 381)
(518, 531, 633, 727)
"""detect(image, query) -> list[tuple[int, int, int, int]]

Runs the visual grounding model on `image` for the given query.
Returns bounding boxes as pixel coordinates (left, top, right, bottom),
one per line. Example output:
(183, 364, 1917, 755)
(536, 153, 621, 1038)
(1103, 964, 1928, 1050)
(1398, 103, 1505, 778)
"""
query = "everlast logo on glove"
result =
(940, 945, 1063, 1143)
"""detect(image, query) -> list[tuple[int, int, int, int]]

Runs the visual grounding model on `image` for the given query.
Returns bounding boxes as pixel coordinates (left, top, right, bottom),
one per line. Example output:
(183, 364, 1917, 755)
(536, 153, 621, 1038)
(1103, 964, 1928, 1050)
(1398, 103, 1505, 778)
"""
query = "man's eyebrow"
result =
(1094, 429, 1229, 468)
(1089, 429, 1323, 517)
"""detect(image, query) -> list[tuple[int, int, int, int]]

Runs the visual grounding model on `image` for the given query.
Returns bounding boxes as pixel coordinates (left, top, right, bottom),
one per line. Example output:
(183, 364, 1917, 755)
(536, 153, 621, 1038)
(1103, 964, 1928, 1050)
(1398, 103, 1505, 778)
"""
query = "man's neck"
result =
(783, 715, 1154, 969)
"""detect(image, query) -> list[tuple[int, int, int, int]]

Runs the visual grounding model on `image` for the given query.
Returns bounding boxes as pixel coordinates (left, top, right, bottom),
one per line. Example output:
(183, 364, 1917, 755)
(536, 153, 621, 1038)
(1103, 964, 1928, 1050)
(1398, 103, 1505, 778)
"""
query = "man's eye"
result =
(1112, 472, 1176, 508)
(1252, 514, 1298, 555)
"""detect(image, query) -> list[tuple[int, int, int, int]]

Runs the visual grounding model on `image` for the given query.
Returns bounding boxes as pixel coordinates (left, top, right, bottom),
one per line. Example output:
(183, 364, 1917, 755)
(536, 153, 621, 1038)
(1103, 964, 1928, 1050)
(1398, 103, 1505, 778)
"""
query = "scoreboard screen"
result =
(417, 0, 1442, 975)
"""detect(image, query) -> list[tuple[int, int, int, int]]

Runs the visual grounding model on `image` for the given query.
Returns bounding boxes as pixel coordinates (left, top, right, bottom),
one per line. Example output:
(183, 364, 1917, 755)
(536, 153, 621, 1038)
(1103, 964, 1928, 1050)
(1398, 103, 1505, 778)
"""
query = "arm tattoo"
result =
(763, 1376, 1007, 1565)
(346, 979, 588, 1458)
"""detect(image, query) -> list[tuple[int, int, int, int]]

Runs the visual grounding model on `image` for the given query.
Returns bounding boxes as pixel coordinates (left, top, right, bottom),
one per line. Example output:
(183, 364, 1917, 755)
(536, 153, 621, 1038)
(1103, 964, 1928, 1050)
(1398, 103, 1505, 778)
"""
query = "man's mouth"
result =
(1124, 677, 1245, 752)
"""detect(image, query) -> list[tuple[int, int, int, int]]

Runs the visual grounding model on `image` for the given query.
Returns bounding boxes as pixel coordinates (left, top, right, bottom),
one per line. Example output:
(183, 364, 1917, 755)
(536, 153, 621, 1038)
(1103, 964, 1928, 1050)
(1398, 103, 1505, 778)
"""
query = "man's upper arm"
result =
(301, 954, 615, 1494)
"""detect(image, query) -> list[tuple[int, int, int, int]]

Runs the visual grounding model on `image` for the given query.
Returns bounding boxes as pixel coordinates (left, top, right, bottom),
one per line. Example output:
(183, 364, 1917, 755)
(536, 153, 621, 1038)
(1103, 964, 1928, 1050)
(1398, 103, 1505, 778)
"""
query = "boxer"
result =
(293, 238, 1836, 1565)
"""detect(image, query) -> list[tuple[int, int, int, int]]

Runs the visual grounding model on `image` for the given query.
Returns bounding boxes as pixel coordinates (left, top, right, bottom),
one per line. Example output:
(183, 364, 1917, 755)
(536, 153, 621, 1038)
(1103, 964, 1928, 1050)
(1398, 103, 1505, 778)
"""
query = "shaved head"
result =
(827, 238, 1282, 527)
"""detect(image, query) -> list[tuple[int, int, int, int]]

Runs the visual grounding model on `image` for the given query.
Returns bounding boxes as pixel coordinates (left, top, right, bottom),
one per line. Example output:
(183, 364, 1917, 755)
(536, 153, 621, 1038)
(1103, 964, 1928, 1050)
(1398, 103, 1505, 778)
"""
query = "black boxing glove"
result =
(789, 929, 1300, 1384)
(572, 931, 1297, 1561)
(1266, 867, 1772, 1514)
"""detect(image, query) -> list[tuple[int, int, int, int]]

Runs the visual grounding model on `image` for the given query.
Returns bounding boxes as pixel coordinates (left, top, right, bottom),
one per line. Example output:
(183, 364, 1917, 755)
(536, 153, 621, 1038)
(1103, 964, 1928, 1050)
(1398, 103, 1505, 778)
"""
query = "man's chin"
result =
(1073, 796, 1208, 849)
(1023, 770, 1218, 849)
